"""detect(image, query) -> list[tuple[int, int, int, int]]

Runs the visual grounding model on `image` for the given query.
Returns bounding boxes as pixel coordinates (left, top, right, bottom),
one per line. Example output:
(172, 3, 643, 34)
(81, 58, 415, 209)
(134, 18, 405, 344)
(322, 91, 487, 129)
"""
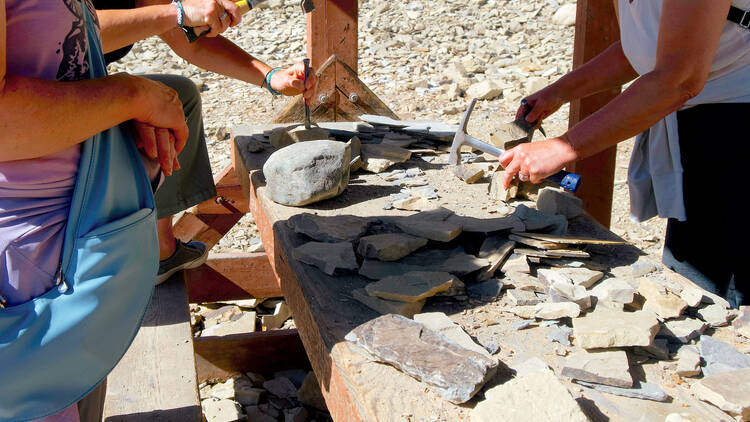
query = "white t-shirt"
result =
(619, 0, 750, 221)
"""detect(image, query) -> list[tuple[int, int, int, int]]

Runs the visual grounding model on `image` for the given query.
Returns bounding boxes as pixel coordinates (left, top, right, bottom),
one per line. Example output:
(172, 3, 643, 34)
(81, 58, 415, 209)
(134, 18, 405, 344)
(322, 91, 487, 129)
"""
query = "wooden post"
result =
(568, 0, 621, 227)
(274, 0, 397, 123)
(307, 0, 358, 71)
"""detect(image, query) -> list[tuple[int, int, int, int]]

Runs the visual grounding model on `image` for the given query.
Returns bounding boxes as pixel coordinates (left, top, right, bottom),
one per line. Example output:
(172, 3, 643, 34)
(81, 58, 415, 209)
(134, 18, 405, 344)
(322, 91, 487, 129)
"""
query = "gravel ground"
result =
(108, 0, 666, 258)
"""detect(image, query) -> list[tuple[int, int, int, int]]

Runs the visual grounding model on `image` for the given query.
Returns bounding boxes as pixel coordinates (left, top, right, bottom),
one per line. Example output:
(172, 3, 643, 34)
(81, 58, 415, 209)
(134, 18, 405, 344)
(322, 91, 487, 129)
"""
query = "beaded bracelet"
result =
(264, 68, 282, 96)
(171, 0, 185, 28)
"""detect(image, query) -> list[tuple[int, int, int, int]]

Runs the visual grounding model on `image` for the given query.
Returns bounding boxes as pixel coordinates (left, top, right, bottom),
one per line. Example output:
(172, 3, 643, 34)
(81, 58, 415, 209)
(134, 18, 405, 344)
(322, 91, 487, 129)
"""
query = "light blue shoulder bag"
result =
(0, 5, 158, 421)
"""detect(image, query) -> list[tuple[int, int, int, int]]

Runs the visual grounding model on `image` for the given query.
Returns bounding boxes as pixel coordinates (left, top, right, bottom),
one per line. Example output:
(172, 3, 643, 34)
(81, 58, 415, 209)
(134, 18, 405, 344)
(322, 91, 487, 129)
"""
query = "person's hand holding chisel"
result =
(265, 62, 317, 99)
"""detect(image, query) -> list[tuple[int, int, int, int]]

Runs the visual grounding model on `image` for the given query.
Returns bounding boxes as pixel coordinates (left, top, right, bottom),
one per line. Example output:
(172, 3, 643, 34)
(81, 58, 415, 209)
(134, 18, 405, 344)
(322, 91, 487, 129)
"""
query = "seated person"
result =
(93, 0, 317, 283)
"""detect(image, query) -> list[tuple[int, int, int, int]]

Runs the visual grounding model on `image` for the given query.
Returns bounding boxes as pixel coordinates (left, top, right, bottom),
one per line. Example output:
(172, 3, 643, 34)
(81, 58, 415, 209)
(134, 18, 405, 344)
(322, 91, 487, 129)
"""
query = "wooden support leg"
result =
(568, 0, 621, 227)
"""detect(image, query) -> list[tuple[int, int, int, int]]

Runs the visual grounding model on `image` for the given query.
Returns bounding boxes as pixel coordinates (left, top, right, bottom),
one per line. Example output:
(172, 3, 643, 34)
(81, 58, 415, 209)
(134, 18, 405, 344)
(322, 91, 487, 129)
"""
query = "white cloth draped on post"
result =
(618, 0, 750, 222)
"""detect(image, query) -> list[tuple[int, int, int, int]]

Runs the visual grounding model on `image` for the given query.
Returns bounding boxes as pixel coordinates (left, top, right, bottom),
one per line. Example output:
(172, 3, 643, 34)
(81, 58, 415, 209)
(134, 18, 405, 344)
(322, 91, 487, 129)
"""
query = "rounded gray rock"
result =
(263, 140, 350, 206)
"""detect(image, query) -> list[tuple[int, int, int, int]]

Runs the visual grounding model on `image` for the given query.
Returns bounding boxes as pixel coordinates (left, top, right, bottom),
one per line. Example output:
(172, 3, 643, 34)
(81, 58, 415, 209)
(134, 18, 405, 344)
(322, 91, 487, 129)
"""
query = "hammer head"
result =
(448, 99, 477, 166)
(300, 0, 315, 13)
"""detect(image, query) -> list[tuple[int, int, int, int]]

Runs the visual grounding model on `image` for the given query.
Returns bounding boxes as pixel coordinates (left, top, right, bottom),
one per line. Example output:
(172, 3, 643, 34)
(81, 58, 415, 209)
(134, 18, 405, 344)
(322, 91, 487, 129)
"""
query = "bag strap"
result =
(728, 6, 750, 29)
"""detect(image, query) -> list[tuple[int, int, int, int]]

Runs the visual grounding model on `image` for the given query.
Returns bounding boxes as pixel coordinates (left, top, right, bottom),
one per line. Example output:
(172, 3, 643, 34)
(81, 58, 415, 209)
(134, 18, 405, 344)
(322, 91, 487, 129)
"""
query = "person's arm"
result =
(500, 0, 731, 186)
(0, 2, 188, 163)
(518, 41, 638, 123)
(98, 0, 240, 53)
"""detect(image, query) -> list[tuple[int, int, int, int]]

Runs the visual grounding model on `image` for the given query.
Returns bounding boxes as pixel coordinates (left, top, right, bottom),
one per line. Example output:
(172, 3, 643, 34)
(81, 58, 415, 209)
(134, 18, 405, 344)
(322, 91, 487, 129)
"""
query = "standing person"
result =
(93, 0, 317, 283)
(499, 0, 749, 306)
(1, 0, 187, 420)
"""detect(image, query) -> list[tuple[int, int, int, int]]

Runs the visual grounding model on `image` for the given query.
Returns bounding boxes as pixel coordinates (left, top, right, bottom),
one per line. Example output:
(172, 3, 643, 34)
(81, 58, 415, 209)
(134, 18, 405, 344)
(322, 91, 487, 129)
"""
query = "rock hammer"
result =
(449, 99, 581, 192)
(183, 0, 316, 43)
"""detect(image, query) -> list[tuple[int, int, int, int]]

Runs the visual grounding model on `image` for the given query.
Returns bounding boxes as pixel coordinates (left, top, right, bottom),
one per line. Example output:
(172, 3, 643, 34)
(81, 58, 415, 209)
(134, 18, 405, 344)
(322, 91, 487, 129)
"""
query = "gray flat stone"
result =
(402, 121, 459, 140)
(538, 267, 604, 288)
(576, 380, 669, 402)
(501, 253, 530, 274)
(676, 346, 701, 377)
(513, 204, 567, 235)
(478, 236, 515, 261)
(534, 302, 580, 320)
(296, 372, 326, 411)
(263, 140, 350, 206)
(639, 278, 688, 320)
(400, 247, 489, 276)
(659, 317, 708, 344)
(292, 241, 358, 275)
(287, 213, 370, 243)
(698, 335, 750, 376)
(513, 319, 535, 330)
(446, 215, 525, 234)
(414, 312, 496, 361)
(561, 350, 633, 388)
(358, 260, 426, 280)
(345, 314, 496, 404)
(504, 271, 548, 293)
(468, 279, 504, 299)
(359, 114, 411, 128)
(547, 324, 573, 346)
(454, 164, 484, 184)
(263, 377, 298, 399)
(508, 289, 542, 306)
(352, 288, 425, 318)
(633, 337, 670, 361)
(509, 357, 554, 377)
(394, 209, 463, 242)
(365, 271, 457, 302)
(361, 143, 412, 173)
(696, 303, 730, 327)
(536, 187, 583, 219)
(357, 233, 427, 261)
(573, 310, 660, 349)
(548, 281, 592, 310)
(692, 368, 750, 420)
(590, 278, 637, 304)
(472, 372, 589, 422)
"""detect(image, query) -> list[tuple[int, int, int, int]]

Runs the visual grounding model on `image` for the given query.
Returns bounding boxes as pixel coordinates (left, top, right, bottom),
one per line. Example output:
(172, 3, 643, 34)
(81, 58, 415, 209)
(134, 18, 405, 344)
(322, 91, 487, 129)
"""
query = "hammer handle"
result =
(183, 0, 254, 43)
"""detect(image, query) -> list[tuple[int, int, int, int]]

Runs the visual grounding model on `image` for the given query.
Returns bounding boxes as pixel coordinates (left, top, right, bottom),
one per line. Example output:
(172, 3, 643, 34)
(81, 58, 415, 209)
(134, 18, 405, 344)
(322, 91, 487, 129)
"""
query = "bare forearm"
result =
(0, 74, 139, 161)
(162, 30, 270, 86)
(98, 6, 178, 53)
(565, 70, 692, 159)
(553, 41, 638, 104)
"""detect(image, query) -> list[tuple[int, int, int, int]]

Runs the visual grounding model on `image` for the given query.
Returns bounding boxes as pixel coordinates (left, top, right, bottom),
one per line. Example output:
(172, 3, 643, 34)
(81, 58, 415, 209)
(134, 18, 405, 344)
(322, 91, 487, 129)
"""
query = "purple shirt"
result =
(0, 1, 101, 307)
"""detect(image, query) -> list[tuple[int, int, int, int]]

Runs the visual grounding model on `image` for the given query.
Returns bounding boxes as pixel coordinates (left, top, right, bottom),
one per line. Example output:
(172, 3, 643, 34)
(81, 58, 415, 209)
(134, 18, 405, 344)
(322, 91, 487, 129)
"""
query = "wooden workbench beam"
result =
(307, 0, 358, 71)
(568, 0, 621, 227)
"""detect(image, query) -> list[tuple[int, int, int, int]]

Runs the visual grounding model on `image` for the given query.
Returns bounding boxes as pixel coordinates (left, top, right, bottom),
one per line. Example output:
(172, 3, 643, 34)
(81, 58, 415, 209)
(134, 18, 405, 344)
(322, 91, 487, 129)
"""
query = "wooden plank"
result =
(568, 0, 621, 227)
(174, 213, 244, 250)
(512, 232, 628, 245)
(184, 252, 281, 302)
(194, 330, 309, 383)
(103, 275, 200, 422)
(192, 185, 249, 215)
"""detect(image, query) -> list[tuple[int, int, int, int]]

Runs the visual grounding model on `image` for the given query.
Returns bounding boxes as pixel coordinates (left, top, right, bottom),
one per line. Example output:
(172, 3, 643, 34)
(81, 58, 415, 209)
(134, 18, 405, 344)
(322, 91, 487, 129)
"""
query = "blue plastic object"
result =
(546, 170, 582, 193)
(0, 7, 157, 421)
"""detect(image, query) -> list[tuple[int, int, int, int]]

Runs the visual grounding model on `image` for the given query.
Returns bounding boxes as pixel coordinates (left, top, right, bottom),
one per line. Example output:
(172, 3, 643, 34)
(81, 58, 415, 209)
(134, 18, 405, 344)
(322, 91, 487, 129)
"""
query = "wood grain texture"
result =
(568, 0, 621, 227)
(194, 330, 309, 383)
(103, 275, 200, 422)
(185, 252, 281, 302)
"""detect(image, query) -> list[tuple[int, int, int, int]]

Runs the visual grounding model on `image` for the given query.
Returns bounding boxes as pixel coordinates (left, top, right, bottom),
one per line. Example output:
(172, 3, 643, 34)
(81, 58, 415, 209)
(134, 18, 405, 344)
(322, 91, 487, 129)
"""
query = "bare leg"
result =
(157, 216, 177, 261)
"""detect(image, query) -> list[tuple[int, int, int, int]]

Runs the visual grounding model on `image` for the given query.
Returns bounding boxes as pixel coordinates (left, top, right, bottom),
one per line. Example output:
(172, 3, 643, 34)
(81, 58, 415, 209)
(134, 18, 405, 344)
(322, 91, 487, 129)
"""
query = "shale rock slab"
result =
(352, 288, 425, 318)
(345, 314, 496, 404)
(573, 310, 660, 349)
(287, 213, 370, 243)
(263, 140, 350, 206)
(357, 233, 427, 261)
(365, 271, 457, 302)
(639, 278, 687, 320)
(561, 350, 633, 388)
(361, 143, 412, 173)
(576, 380, 669, 402)
(471, 372, 588, 422)
(292, 241, 358, 275)
(692, 368, 750, 420)
(698, 335, 750, 376)
(413, 312, 497, 361)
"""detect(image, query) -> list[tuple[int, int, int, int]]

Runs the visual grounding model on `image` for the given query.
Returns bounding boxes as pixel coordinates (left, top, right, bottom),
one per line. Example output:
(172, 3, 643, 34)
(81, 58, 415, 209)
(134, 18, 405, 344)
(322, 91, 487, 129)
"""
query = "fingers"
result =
(304, 70, 317, 100)
(501, 153, 522, 190)
(217, 0, 242, 26)
(499, 148, 515, 169)
(155, 127, 174, 176)
(135, 123, 158, 159)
